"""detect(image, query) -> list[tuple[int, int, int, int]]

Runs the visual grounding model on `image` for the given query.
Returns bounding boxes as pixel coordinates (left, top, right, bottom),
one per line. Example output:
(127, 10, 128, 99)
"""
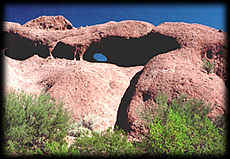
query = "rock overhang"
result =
(2, 17, 181, 66)
(3, 17, 226, 68)
(82, 31, 181, 67)
(3, 16, 227, 83)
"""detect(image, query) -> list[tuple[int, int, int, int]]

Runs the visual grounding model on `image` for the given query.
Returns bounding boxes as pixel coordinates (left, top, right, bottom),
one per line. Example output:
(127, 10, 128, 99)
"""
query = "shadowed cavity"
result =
(83, 32, 181, 67)
(114, 69, 143, 131)
(3, 32, 50, 60)
(51, 41, 80, 60)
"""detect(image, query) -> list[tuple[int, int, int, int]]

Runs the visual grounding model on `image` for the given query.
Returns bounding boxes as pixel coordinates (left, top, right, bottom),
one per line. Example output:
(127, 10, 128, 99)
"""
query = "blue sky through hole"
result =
(4, 4, 226, 61)
(93, 53, 108, 62)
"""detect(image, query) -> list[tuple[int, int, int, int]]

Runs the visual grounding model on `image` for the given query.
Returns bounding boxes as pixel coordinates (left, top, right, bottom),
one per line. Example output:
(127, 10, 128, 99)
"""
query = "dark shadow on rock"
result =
(3, 32, 50, 60)
(114, 69, 143, 132)
(52, 41, 80, 60)
(83, 41, 104, 62)
(36, 45, 50, 58)
(3, 32, 36, 60)
(83, 31, 181, 67)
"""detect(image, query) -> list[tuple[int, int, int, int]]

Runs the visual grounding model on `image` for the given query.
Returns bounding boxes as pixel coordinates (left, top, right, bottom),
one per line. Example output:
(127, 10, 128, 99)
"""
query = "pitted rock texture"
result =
(4, 55, 143, 132)
(115, 22, 227, 139)
(154, 22, 226, 49)
(154, 22, 227, 83)
(23, 15, 73, 30)
(120, 48, 227, 139)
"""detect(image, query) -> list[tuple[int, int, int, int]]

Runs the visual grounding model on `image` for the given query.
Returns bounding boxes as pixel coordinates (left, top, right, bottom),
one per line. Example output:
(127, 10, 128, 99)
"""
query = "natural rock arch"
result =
(83, 32, 181, 67)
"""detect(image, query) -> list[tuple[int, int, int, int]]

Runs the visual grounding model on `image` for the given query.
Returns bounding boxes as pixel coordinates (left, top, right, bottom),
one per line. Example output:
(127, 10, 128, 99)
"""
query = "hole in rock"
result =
(93, 53, 108, 62)
(142, 91, 152, 102)
(51, 41, 80, 60)
(83, 32, 181, 67)
(206, 50, 213, 59)
(40, 78, 56, 93)
(66, 24, 73, 30)
(3, 32, 50, 60)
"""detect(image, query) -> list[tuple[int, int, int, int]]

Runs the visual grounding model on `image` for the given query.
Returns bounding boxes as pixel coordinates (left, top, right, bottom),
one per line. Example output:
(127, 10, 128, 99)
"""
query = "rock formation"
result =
(3, 16, 156, 63)
(120, 48, 227, 139)
(3, 16, 227, 138)
(4, 55, 143, 132)
(116, 22, 227, 139)
(23, 15, 73, 30)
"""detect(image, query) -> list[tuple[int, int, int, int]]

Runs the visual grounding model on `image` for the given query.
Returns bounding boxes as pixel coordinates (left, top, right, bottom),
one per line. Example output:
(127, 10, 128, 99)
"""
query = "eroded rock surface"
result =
(122, 48, 227, 139)
(4, 55, 143, 132)
(116, 22, 227, 139)
(23, 15, 73, 30)
(154, 22, 227, 82)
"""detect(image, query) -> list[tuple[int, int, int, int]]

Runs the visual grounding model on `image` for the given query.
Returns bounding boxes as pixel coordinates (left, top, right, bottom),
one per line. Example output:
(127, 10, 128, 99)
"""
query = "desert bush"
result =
(43, 140, 69, 156)
(3, 91, 71, 155)
(139, 93, 226, 156)
(3, 91, 226, 157)
(69, 127, 140, 157)
(202, 58, 215, 74)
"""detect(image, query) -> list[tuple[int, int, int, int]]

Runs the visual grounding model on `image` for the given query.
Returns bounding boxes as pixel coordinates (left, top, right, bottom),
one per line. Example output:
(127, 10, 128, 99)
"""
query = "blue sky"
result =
(4, 3, 226, 61)
(4, 4, 226, 30)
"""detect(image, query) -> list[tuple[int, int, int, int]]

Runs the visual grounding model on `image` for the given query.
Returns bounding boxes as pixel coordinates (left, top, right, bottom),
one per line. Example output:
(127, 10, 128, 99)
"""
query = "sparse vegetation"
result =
(202, 58, 215, 74)
(69, 127, 140, 157)
(137, 93, 226, 156)
(3, 91, 226, 157)
(3, 91, 71, 156)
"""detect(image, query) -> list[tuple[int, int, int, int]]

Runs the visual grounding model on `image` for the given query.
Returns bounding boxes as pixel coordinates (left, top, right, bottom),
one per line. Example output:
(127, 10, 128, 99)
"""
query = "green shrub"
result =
(43, 141, 69, 155)
(3, 91, 226, 157)
(69, 127, 140, 157)
(202, 58, 215, 74)
(140, 93, 226, 155)
(3, 91, 71, 155)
